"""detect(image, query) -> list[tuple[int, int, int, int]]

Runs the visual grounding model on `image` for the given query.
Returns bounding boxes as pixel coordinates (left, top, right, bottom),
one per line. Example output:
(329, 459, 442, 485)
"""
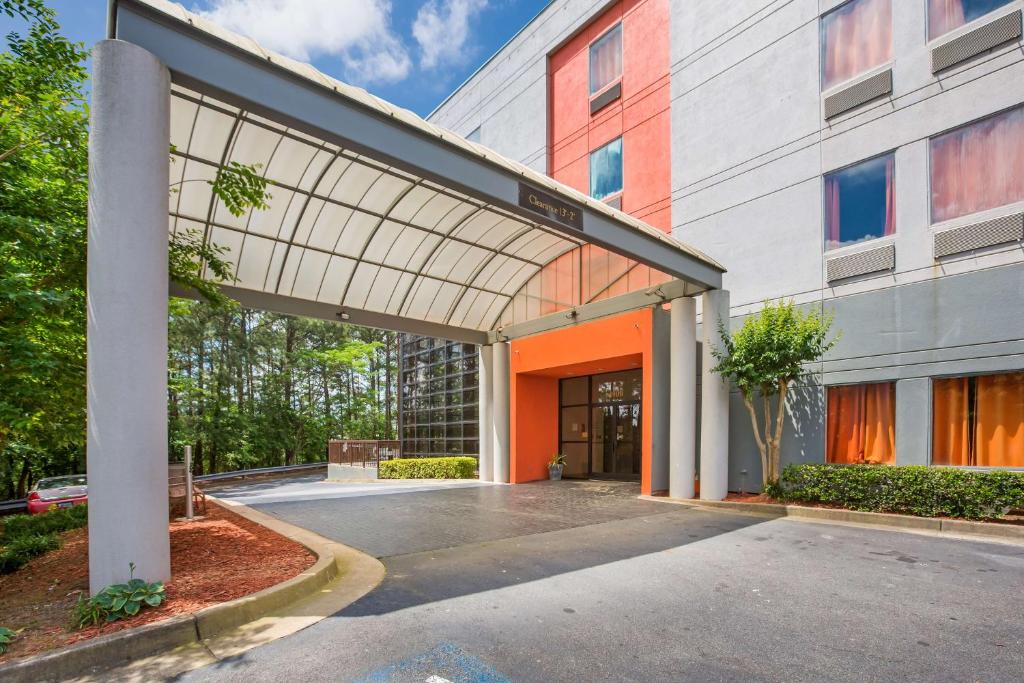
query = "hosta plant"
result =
(0, 626, 14, 654)
(73, 563, 166, 628)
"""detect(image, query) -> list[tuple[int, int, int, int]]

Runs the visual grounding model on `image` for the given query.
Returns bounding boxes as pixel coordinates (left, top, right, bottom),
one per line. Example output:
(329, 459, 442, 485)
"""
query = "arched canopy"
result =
(114, 0, 725, 344)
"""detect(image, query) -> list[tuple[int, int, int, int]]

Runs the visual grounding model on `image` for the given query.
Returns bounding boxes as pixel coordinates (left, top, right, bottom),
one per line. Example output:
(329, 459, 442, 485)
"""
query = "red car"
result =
(27, 475, 88, 515)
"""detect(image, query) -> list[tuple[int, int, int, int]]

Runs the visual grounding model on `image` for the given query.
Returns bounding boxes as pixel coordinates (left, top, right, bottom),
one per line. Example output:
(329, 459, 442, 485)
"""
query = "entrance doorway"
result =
(559, 370, 642, 480)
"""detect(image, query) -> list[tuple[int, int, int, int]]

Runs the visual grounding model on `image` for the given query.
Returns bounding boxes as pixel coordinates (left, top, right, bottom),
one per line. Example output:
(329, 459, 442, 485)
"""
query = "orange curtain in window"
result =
(975, 373, 1024, 467)
(827, 383, 896, 464)
(932, 377, 970, 465)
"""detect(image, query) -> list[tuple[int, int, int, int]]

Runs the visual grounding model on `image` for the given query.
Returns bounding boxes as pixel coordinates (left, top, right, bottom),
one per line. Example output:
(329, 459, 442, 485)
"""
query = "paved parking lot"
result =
(186, 477, 1024, 682)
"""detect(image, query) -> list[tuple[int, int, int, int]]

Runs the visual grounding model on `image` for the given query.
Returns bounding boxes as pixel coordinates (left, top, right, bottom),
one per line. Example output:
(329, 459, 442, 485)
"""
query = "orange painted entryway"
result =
(510, 309, 658, 494)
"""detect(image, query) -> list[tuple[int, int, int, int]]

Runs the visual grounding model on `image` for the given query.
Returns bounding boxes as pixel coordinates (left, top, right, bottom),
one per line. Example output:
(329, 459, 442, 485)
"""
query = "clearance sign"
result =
(517, 183, 583, 231)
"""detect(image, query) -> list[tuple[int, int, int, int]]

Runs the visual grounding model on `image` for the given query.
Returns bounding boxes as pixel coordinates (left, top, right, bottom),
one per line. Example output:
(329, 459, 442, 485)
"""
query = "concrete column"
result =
(491, 341, 511, 484)
(477, 345, 494, 481)
(895, 378, 931, 466)
(700, 289, 730, 501)
(669, 298, 698, 499)
(87, 40, 171, 592)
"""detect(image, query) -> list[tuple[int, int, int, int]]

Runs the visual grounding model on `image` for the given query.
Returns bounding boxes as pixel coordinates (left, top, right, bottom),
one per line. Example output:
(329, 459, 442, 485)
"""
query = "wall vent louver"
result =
(824, 69, 892, 119)
(932, 10, 1022, 73)
(934, 212, 1024, 258)
(827, 243, 895, 282)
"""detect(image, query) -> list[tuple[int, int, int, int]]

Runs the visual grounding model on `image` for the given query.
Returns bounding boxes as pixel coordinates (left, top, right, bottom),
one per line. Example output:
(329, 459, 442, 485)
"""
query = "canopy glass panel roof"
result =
(119, 0, 725, 342)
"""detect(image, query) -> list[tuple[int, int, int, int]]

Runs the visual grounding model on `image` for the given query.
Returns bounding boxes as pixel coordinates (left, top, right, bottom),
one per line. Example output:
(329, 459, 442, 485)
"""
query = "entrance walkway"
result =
(183, 476, 1024, 682)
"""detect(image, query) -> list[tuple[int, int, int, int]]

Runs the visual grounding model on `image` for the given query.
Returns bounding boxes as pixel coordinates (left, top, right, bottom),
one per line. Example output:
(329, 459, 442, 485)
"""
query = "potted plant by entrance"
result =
(548, 453, 567, 480)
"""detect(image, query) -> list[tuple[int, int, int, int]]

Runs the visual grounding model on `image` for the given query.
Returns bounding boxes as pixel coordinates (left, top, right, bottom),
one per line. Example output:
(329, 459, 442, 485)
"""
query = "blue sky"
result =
(0, 0, 550, 116)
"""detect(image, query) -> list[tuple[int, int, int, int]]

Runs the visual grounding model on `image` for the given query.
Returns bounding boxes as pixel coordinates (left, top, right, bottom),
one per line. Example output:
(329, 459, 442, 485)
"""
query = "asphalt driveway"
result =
(182, 477, 1024, 683)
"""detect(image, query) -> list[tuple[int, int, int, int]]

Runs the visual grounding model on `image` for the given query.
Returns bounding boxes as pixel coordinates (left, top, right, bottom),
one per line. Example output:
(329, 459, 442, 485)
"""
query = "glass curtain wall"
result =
(400, 335, 480, 459)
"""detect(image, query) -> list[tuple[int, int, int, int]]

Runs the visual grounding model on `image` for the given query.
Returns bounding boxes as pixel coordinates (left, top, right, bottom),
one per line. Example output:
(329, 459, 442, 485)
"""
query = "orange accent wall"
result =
(510, 309, 657, 494)
(495, 0, 672, 329)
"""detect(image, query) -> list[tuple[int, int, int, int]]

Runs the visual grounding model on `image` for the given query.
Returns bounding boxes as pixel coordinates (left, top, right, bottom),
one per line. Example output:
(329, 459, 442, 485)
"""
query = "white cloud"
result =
(412, 0, 488, 70)
(195, 0, 412, 84)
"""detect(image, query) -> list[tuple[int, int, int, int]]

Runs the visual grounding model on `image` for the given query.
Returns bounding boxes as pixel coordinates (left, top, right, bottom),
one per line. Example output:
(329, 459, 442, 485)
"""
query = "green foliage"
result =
(712, 300, 838, 485)
(73, 563, 166, 628)
(0, 625, 14, 654)
(713, 300, 837, 399)
(379, 457, 477, 480)
(777, 464, 1024, 520)
(0, 532, 60, 574)
(1, 503, 86, 543)
(0, 505, 84, 574)
(548, 453, 567, 467)
(0, 1, 90, 496)
(168, 303, 398, 475)
(209, 161, 271, 217)
(0, 2, 274, 495)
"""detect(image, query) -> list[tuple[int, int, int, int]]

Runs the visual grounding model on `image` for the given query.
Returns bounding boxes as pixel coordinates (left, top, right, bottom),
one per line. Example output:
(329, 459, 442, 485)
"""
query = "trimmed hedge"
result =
(378, 457, 477, 480)
(776, 464, 1024, 520)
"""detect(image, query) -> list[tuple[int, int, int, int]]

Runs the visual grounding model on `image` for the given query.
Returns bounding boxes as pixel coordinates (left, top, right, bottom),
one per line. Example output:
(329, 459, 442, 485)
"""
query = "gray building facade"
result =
(427, 0, 1024, 487)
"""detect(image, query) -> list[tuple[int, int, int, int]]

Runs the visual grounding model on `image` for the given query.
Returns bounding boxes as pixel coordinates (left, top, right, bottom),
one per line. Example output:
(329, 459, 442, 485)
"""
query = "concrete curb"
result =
(640, 496, 1024, 543)
(0, 498, 384, 683)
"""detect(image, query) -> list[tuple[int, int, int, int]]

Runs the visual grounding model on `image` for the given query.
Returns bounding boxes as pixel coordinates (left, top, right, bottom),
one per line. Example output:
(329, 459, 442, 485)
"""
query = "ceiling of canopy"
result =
(119, 0, 725, 342)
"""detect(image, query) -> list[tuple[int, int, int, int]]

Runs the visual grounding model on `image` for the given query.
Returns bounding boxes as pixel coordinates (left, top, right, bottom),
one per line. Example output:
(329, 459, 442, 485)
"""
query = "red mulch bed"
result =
(0, 503, 314, 662)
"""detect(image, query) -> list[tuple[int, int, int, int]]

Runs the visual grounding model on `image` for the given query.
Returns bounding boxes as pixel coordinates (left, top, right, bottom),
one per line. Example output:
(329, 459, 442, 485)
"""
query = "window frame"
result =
(930, 370, 1024, 469)
(819, 0, 895, 92)
(822, 150, 898, 253)
(927, 103, 1024, 226)
(588, 22, 624, 99)
(824, 380, 898, 465)
(589, 136, 624, 203)
(926, 0, 1018, 42)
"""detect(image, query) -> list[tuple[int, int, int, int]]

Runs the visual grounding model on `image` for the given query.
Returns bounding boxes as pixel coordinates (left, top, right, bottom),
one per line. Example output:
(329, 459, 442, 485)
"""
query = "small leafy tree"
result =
(712, 300, 838, 487)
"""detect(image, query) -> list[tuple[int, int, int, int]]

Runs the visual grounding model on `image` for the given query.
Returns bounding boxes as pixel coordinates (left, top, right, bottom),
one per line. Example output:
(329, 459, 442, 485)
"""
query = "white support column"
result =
(87, 40, 171, 592)
(491, 341, 511, 484)
(477, 345, 494, 482)
(700, 289, 730, 501)
(669, 297, 697, 499)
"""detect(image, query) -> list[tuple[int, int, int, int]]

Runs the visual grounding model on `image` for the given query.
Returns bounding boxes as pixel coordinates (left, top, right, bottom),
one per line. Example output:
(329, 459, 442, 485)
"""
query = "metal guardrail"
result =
(0, 498, 27, 514)
(0, 463, 327, 515)
(194, 461, 326, 482)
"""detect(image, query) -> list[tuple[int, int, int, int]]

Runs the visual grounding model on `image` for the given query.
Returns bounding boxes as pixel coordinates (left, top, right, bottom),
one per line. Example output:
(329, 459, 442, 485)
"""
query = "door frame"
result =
(558, 370, 642, 481)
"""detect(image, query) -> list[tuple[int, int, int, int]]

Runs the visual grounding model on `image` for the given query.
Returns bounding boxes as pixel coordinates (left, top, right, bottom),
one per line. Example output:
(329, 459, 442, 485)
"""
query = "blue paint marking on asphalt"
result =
(352, 642, 512, 683)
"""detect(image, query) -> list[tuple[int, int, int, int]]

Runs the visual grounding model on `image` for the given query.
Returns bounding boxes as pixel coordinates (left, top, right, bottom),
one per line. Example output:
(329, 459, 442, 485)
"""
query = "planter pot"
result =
(548, 464, 564, 481)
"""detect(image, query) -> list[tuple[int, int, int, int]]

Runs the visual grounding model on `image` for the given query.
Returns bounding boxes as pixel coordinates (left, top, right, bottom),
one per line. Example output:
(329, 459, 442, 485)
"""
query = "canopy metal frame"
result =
(111, 0, 724, 346)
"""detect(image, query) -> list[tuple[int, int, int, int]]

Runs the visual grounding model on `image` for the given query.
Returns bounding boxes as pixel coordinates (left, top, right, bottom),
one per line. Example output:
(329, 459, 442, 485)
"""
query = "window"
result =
(934, 372, 1024, 467)
(930, 106, 1024, 223)
(590, 137, 623, 201)
(827, 383, 896, 464)
(824, 153, 895, 250)
(820, 0, 893, 90)
(928, 0, 1015, 39)
(589, 23, 622, 95)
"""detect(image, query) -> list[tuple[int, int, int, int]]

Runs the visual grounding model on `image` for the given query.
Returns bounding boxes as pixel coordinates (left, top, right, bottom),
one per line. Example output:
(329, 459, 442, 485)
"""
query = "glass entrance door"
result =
(558, 369, 641, 481)
(590, 403, 641, 479)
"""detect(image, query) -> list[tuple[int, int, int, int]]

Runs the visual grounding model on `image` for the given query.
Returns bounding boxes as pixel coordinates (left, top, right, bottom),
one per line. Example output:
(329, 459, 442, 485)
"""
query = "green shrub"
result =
(0, 626, 14, 655)
(2, 504, 88, 543)
(378, 457, 477, 480)
(73, 563, 166, 629)
(0, 533, 62, 574)
(777, 464, 1024, 520)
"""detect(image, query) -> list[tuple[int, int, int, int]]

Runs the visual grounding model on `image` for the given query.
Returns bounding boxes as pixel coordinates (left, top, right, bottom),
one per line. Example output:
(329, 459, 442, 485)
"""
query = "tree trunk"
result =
(741, 393, 769, 487)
